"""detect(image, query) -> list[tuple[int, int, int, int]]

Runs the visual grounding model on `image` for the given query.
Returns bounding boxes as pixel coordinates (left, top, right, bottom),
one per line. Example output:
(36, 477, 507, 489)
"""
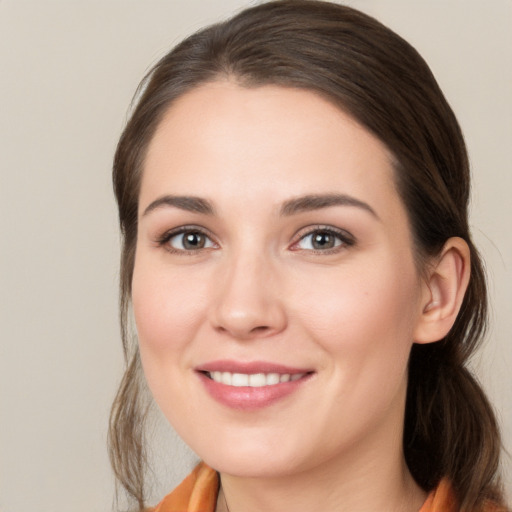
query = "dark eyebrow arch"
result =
(142, 195, 215, 217)
(280, 194, 379, 219)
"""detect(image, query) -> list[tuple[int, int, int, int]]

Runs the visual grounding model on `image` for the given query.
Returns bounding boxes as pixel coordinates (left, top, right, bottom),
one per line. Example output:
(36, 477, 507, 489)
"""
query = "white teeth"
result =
(248, 373, 266, 387)
(231, 373, 249, 387)
(266, 373, 280, 385)
(208, 371, 306, 387)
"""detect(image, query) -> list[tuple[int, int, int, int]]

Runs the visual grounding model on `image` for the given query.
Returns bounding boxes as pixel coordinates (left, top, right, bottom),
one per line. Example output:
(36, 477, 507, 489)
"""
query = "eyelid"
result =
(155, 225, 218, 253)
(154, 223, 355, 255)
(289, 224, 356, 253)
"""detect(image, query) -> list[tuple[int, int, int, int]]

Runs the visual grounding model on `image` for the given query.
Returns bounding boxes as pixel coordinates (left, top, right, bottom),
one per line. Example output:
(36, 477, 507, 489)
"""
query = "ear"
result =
(413, 237, 471, 344)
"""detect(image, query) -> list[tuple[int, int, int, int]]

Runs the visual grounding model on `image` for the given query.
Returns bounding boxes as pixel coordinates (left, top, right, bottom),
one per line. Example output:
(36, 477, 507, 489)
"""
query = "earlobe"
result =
(414, 237, 471, 344)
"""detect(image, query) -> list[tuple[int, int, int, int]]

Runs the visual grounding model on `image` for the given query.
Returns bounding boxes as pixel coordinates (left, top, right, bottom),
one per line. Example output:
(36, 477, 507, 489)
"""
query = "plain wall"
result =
(1, 1, 510, 510)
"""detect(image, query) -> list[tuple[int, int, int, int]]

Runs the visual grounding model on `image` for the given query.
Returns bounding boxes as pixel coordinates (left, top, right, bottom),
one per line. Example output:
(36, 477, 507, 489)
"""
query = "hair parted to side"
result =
(110, 1, 506, 510)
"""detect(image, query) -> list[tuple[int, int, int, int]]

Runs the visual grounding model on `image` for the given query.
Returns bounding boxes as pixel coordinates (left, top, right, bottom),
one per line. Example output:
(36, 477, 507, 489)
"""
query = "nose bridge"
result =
(210, 243, 286, 339)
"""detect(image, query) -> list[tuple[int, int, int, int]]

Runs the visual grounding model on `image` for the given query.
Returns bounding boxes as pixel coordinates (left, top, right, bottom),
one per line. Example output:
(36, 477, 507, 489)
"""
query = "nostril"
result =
(251, 325, 271, 333)
(213, 322, 278, 339)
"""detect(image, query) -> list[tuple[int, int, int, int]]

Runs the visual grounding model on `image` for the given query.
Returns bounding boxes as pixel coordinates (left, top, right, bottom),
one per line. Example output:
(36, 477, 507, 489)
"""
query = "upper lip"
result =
(195, 360, 313, 375)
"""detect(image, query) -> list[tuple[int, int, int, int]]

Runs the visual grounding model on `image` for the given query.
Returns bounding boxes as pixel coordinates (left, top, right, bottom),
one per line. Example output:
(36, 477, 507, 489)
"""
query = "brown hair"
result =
(110, 1, 506, 510)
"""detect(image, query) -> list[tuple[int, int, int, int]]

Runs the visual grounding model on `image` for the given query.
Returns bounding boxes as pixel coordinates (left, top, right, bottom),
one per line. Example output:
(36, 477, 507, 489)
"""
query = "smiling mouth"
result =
(197, 363, 314, 409)
(203, 371, 308, 387)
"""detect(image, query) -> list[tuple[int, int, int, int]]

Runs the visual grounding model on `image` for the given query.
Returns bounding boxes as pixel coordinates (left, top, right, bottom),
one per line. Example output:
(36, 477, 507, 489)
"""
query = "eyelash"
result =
(155, 225, 218, 255)
(155, 225, 355, 255)
(290, 225, 355, 255)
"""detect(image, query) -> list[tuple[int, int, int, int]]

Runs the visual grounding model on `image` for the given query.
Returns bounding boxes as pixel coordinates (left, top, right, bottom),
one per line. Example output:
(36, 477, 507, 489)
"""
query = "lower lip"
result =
(197, 372, 312, 410)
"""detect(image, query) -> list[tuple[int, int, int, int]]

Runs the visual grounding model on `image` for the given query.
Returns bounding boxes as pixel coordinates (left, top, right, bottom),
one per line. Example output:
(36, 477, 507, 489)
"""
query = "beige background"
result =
(0, 1, 510, 510)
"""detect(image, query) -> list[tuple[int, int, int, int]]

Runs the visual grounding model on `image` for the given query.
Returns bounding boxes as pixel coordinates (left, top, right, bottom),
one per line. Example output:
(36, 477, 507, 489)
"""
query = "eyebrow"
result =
(280, 194, 379, 219)
(141, 193, 378, 219)
(142, 195, 215, 217)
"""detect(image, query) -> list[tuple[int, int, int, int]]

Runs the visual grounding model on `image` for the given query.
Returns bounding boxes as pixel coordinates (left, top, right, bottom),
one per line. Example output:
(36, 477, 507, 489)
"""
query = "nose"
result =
(209, 252, 287, 340)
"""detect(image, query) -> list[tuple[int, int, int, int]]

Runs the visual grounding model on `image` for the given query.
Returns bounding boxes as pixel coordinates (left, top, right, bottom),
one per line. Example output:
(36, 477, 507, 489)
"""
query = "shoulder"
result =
(149, 462, 219, 512)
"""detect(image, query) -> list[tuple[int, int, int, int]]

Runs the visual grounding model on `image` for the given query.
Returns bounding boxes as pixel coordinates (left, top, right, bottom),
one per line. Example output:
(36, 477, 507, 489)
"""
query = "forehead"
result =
(141, 81, 403, 221)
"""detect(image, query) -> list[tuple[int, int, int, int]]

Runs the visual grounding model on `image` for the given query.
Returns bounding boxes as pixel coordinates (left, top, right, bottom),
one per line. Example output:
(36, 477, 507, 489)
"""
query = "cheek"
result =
(131, 253, 208, 359)
(131, 253, 214, 422)
(293, 254, 421, 371)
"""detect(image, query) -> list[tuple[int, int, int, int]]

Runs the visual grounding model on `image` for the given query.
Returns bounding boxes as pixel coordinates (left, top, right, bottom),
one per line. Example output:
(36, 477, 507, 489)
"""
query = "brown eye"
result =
(168, 230, 215, 251)
(311, 231, 337, 250)
(293, 227, 354, 252)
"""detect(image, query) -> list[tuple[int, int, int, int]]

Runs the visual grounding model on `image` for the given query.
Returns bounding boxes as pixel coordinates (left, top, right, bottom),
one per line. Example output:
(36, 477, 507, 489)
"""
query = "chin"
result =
(205, 454, 300, 479)
(194, 434, 313, 479)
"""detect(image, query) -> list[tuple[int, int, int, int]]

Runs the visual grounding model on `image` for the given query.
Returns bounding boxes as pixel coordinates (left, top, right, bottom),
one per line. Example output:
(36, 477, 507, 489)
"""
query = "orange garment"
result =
(151, 463, 219, 512)
(149, 462, 501, 512)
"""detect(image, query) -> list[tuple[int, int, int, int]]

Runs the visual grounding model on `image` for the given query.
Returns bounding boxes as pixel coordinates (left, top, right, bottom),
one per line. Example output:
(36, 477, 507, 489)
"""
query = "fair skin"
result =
(132, 81, 470, 512)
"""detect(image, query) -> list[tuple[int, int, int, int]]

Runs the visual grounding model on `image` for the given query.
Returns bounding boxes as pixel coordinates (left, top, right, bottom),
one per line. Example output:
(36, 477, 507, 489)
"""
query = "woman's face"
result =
(133, 82, 428, 478)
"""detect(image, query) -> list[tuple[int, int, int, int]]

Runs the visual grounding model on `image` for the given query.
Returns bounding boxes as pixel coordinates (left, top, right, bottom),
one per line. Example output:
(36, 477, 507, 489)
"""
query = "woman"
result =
(109, 1, 509, 511)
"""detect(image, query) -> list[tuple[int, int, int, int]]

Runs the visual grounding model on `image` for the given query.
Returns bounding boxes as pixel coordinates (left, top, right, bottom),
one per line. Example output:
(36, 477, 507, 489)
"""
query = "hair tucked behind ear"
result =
(110, 1, 507, 510)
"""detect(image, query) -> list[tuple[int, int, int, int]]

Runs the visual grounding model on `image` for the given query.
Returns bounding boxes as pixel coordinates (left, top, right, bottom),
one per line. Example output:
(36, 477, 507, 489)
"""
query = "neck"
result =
(218, 450, 425, 512)
(216, 397, 427, 512)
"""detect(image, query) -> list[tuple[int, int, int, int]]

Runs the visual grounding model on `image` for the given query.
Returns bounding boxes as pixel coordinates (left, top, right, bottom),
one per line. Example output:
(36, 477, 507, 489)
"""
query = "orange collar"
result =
(151, 462, 457, 512)
(419, 478, 457, 512)
(152, 463, 218, 512)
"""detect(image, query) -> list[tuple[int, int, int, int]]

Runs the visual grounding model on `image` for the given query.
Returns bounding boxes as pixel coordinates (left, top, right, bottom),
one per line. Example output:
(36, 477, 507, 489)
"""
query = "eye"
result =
(158, 227, 217, 253)
(291, 227, 354, 253)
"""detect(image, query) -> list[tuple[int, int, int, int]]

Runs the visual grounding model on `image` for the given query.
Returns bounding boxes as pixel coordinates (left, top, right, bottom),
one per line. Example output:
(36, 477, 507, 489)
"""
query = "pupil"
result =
(313, 232, 333, 249)
(184, 232, 204, 249)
